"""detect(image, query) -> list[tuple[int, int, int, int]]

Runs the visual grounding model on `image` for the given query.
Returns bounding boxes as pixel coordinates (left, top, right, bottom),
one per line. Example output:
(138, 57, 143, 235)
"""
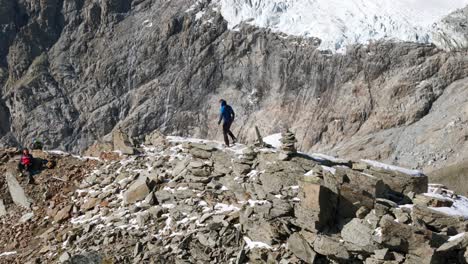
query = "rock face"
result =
(0, 0, 468, 173)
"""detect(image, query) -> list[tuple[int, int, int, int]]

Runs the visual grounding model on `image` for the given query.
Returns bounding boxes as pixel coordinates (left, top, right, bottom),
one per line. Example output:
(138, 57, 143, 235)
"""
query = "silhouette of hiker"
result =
(218, 99, 237, 147)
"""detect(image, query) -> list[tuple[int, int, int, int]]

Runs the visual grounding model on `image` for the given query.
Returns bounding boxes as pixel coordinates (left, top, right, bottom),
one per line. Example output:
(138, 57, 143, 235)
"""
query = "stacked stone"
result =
(278, 130, 297, 160)
(280, 130, 297, 154)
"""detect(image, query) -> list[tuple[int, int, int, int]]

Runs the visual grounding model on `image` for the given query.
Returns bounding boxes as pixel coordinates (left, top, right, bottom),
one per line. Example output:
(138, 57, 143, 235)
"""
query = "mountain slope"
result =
(0, 0, 467, 172)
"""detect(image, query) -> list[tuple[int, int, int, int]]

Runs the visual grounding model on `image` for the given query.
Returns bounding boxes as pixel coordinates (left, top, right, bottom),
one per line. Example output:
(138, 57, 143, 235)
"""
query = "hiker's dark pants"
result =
(18, 163, 34, 183)
(222, 121, 236, 146)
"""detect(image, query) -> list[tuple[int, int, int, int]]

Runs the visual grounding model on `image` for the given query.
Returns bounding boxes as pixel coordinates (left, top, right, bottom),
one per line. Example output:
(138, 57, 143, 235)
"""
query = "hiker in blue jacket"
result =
(218, 99, 237, 147)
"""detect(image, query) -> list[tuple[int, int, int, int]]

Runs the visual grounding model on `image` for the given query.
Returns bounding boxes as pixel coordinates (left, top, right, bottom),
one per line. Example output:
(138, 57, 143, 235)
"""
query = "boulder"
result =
(54, 205, 72, 223)
(59, 252, 71, 263)
(189, 161, 212, 177)
(411, 205, 466, 235)
(373, 248, 391, 260)
(341, 218, 378, 253)
(313, 235, 350, 260)
(185, 142, 216, 152)
(437, 233, 468, 252)
(269, 199, 293, 219)
(123, 178, 151, 204)
(332, 168, 387, 218)
(233, 162, 252, 176)
(172, 158, 189, 178)
(6, 171, 31, 208)
(112, 128, 135, 155)
(144, 130, 167, 147)
(287, 233, 317, 263)
(190, 148, 212, 159)
(81, 198, 100, 211)
(374, 199, 397, 217)
(144, 191, 157, 205)
(363, 163, 428, 195)
(377, 216, 447, 263)
(295, 180, 337, 232)
(392, 208, 411, 224)
(413, 194, 453, 208)
(241, 215, 283, 246)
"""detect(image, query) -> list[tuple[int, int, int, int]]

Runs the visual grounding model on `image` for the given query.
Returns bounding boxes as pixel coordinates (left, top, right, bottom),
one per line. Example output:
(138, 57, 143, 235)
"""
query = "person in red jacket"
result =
(18, 148, 35, 184)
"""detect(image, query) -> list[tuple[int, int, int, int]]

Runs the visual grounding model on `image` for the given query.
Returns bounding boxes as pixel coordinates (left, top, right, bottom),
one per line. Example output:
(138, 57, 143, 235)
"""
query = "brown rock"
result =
(54, 205, 72, 223)
(295, 180, 337, 232)
(81, 198, 100, 211)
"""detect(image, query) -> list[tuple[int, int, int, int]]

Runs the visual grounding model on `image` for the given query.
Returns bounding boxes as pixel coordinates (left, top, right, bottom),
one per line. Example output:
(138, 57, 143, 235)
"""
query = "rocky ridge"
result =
(1, 131, 468, 263)
(0, 0, 468, 172)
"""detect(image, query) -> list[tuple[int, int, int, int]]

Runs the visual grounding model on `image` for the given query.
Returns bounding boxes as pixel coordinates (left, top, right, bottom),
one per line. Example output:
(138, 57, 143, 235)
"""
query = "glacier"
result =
(217, 0, 468, 53)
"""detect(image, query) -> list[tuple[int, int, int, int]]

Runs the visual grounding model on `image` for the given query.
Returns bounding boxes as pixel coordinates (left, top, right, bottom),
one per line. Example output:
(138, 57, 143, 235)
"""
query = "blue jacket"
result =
(219, 101, 235, 124)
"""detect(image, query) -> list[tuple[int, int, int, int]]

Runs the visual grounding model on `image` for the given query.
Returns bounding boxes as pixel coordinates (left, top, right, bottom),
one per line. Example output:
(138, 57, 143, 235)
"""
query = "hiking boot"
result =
(232, 138, 238, 144)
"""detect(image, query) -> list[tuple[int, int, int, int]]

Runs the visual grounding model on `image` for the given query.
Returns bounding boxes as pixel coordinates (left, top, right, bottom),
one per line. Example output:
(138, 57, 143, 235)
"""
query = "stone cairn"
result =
(279, 130, 297, 160)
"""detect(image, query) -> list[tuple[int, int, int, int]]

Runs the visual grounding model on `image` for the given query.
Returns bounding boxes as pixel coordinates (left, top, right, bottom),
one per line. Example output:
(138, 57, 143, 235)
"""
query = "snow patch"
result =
(263, 133, 282, 148)
(430, 195, 468, 219)
(0, 251, 17, 257)
(373, 227, 383, 237)
(449, 232, 466, 241)
(362, 159, 424, 176)
(310, 153, 349, 164)
(195, 11, 205, 20)
(243, 236, 273, 250)
(214, 203, 240, 213)
(321, 165, 336, 175)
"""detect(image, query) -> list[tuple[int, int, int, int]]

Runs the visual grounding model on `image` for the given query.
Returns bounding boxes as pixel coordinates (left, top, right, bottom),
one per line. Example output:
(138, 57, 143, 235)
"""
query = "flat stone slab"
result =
(6, 171, 31, 208)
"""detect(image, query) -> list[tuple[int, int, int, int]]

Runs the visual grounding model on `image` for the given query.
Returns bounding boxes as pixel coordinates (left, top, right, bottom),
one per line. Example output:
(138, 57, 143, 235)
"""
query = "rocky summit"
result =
(1, 131, 468, 263)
